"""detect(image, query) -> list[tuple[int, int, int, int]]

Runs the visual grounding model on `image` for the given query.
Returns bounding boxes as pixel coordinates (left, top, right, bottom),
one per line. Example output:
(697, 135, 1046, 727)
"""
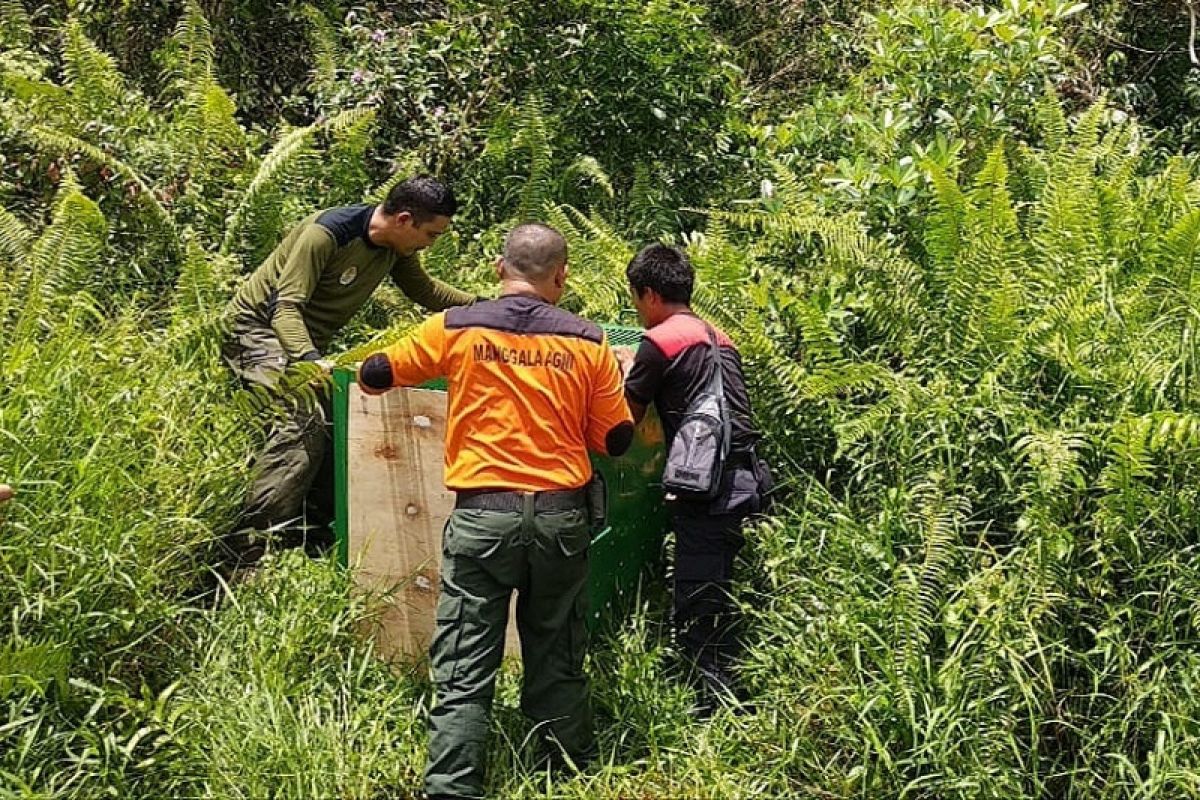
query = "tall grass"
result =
(0, 297, 252, 795)
(157, 553, 428, 799)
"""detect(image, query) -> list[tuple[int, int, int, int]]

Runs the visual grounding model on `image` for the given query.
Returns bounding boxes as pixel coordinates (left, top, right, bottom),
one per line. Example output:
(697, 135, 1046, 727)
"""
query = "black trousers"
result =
(669, 503, 748, 679)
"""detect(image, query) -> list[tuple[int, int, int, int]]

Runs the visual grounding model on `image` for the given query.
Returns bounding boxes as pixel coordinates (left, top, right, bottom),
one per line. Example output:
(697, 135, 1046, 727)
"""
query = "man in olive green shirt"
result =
(222, 176, 475, 563)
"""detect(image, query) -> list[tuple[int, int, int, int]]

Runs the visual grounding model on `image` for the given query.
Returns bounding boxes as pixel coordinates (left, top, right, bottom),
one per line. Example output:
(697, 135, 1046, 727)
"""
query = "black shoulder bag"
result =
(661, 324, 731, 498)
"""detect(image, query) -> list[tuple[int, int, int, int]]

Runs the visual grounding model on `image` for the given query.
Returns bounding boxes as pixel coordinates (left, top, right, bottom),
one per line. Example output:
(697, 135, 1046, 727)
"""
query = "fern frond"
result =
(300, 4, 339, 86)
(62, 20, 128, 113)
(1099, 415, 1156, 491)
(923, 157, 969, 272)
(1142, 209, 1200, 400)
(169, 0, 216, 88)
(691, 276, 812, 436)
(7, 172, 107, 342)
(834, 392, 906, 455)
(170, 78, 245, 185)
(860, 250, 930, 354)
(947, 162, 1023, 365)
(1154, 208, 1200, 288)
(514, 98, 554, 221)
(1070, 98, 1107, 159)
(1141, 156, 1194, 224)
(1031, 133, 1107, 288)
(1011, 141, 1049, 197)
(1095, 413, 1200, 493)
(704, 208, 871, 269)
(0, 206, 33, 321)
(800, 361, 895, 401)
(626, 163, 656, 231)
(971, 141, 1017, 235)
(364, 153, 425, 204)
(690, 226, 757, 304)
(1014, 428, 1090, 495)
(1022, 271, 1105, 368)
(323, 107, 377, 202)
(18, 123, 176, 240)
(171, 230, 232, 321)
(0, 0, 32, 47)
(768, 159, 809, 209)
(895, 482, 970, 674)
(0, 206, 33, 262)
(547, 204, 630, 319)
(788, 295, 846, 372)
(1034, 83, 1067, 152)
(1145, 412, 1200, 451)
(220, 107, 374, 256)
(562, 155, 614, 199)
(34, 169, 107, 298)
(556, 204, 631, 260)
(0, 71, 69, 105)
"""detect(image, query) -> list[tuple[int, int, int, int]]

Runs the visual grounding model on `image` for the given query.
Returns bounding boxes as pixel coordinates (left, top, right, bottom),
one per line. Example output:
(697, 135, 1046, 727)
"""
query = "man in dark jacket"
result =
(618, 243, 770, 714)
(223, 176, 475, 560)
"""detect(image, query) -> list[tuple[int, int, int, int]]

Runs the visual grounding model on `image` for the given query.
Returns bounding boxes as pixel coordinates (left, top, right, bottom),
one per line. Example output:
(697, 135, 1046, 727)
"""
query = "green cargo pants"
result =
(221, 319, 332, 551)
(425, 502, 595, 800)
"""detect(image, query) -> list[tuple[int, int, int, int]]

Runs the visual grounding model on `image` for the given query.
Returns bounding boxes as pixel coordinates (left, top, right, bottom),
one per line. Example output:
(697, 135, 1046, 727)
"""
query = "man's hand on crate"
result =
(613, 345, 635, 377)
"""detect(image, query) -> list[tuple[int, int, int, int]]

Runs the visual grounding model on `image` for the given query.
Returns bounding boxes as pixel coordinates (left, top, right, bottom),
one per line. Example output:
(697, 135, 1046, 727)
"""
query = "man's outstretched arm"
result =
(356, 315, 448, 395)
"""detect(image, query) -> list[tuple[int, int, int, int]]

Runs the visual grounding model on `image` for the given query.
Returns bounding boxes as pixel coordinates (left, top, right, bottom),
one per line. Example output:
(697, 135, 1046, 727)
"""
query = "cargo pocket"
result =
(444, 509, 510, 559)
(537, 510, 589, 558)
(431, 594, 465, 687)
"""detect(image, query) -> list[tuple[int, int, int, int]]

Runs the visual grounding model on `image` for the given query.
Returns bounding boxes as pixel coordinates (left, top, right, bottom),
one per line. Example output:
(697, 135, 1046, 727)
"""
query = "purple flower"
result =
(432, 105, 446, 119)
(371, 28, 387, 43)
(351, 68, 366, 85)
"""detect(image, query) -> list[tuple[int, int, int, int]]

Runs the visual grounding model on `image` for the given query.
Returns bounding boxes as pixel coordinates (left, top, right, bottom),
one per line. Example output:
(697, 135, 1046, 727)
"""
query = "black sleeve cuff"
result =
(298, 349, 322, 362)
(359, 353, 395, 391)
(605, 421, 635, 457)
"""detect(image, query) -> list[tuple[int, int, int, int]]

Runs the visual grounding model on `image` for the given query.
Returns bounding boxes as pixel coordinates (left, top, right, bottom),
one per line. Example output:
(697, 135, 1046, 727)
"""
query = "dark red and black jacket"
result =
(624, 311, 760, 464)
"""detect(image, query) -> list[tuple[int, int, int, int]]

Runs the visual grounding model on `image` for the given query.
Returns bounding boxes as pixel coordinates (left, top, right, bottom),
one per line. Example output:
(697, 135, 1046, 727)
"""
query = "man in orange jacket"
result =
(357, 223, 633, 800)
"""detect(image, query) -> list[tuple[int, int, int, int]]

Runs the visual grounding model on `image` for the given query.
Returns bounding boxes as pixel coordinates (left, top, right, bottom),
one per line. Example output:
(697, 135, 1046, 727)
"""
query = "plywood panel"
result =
(346, 384, 520, 659)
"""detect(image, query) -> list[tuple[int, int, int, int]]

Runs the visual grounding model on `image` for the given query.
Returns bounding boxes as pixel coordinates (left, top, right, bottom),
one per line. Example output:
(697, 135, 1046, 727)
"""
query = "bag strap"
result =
(705, 323, 732, 460)
(705, 323, 725, 401)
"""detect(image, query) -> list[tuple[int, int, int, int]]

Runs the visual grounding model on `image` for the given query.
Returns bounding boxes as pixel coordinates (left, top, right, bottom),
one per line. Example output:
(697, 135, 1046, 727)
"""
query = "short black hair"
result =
(383, 175, 457, 222)
(626, 243, 693, 305)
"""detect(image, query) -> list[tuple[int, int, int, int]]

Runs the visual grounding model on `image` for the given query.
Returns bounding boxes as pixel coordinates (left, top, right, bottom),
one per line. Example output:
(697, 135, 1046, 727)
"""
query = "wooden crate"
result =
(331, 327, 668, 661)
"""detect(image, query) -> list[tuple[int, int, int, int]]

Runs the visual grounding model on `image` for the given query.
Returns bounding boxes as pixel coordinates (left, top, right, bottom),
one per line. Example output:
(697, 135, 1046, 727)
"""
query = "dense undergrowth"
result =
(3, 0, 1200, 797)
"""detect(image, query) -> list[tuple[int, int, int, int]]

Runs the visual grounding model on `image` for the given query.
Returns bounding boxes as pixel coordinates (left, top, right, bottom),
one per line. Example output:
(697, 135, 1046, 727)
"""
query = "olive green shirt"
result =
(227, 204, 474, 359)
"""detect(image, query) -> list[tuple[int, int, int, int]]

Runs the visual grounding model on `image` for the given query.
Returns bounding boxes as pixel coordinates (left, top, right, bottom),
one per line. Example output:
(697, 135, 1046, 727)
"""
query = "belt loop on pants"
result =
(521, 492, 536, 540)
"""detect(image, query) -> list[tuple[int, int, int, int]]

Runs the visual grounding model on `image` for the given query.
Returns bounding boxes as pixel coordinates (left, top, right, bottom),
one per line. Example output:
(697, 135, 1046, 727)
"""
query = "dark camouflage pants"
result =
(425, 503, 595, 800)
(221, 319, 333, 553)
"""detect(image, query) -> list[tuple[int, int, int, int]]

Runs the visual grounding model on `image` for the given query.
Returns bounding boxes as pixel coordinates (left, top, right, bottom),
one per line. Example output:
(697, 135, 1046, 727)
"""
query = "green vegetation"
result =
(2, 0, 1200, 797)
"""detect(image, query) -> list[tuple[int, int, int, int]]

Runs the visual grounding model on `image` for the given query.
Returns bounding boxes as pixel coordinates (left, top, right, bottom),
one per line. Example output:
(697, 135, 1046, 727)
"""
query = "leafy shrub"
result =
(301, 0, 744, 232)
(739, 0, 1092, 231)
